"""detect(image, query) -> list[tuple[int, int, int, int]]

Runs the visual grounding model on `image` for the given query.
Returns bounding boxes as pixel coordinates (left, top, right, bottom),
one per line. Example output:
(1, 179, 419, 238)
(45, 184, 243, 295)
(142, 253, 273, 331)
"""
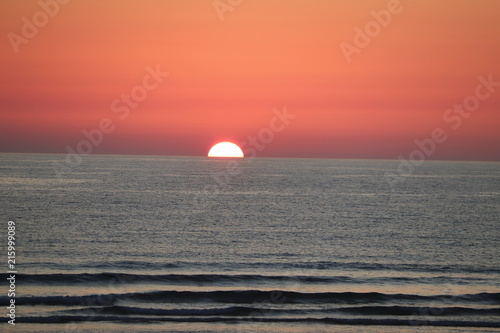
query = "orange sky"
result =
(1, 0, 499, 160)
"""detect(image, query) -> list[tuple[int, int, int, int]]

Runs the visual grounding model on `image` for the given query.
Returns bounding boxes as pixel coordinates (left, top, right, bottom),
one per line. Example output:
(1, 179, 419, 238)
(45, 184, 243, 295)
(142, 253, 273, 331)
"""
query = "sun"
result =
(208, 142, 244, 158)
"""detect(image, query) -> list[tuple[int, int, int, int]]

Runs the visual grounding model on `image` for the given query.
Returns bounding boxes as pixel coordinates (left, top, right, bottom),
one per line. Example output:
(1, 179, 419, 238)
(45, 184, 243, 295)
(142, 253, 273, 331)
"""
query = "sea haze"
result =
(1, 153, 499, 332)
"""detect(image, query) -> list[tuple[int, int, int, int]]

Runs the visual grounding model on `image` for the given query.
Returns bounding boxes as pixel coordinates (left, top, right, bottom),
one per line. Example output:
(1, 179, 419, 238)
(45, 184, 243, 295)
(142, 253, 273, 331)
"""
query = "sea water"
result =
(0, 153, 499, 332)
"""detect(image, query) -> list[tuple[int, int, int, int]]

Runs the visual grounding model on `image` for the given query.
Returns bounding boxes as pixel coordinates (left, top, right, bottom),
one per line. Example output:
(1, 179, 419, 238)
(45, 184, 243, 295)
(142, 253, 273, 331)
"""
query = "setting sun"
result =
(208, 142, 244, 158)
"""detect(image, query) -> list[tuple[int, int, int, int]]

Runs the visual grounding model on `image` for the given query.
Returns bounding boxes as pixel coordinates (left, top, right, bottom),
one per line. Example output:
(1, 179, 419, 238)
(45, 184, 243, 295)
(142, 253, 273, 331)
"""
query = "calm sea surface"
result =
(1, 153, 499, 332)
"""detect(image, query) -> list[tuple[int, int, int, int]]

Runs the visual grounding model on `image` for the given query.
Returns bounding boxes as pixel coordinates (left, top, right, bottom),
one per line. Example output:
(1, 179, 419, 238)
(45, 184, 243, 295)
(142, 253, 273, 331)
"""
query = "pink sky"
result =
(1, 0, 499, 160)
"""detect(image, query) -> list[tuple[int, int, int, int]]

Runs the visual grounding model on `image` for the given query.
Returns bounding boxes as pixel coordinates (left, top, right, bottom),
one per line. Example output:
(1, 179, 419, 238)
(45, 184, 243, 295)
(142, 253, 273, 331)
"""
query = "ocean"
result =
(1, 153, 499, 332)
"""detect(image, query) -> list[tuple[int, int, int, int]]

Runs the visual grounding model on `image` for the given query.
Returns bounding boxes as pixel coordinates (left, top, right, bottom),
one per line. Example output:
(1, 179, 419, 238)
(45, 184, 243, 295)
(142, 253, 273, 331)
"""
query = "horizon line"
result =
(1, 151, 499, 163)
